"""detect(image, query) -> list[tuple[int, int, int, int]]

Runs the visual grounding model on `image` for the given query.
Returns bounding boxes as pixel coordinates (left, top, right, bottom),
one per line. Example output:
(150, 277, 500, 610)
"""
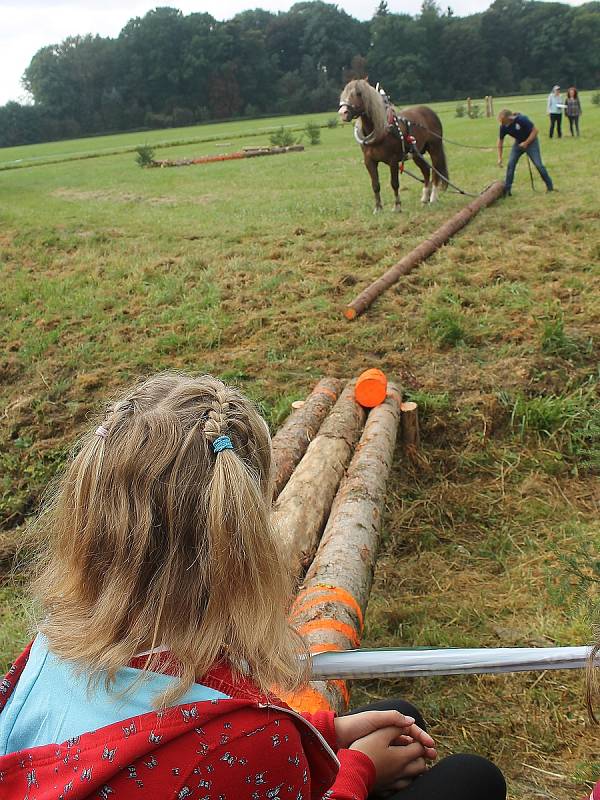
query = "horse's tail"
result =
(431, 138, 449, 192)
(430, 112, 449, 192)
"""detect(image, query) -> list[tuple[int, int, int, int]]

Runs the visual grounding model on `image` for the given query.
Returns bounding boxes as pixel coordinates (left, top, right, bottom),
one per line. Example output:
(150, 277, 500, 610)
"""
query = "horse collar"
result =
(354, 124, 378, 146)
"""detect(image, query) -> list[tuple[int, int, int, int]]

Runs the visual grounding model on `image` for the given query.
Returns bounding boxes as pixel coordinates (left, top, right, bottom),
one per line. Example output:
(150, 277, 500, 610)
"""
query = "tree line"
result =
(2, 0, 599, 148)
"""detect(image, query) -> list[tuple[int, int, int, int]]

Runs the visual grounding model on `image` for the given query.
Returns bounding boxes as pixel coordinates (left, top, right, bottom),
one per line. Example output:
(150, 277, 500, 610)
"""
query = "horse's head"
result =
(338, 80, 368, 123)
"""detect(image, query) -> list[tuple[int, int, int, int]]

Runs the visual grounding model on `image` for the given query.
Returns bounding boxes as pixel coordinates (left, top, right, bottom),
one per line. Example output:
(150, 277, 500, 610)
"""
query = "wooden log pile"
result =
(273, 376, 405, 713)
(149, 145, 304, 168)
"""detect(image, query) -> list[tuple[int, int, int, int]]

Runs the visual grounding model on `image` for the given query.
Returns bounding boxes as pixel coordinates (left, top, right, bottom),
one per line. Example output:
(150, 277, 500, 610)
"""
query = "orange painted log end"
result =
(355, 369, 387, 408)
(344, 306, 357, 320)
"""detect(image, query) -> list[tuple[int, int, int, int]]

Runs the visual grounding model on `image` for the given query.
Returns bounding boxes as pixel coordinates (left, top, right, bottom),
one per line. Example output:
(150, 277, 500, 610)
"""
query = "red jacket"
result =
(0, 644, 375, 799)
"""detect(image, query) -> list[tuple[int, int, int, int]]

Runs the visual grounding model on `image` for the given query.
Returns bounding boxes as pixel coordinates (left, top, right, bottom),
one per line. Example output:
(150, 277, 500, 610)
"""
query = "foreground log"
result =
(271, 382, 366, 568)
(285, 384, 402, 713)
(344, 180, 506, 319)
(271, 377, 345, 499)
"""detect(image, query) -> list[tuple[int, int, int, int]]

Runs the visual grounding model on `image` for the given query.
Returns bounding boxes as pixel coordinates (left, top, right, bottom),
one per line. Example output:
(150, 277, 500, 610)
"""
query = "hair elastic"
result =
(95, 426, 109, 439)
(212, 435, 233, 454)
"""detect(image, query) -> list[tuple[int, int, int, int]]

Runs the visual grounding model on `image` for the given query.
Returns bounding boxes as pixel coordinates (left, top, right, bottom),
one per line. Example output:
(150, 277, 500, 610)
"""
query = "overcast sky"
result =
(0, 0, 589, 105)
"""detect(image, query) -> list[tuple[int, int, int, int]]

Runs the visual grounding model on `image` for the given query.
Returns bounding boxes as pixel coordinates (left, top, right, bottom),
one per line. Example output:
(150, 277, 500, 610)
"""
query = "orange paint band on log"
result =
(297, 619, 360, 648)
(308, 643, 343, 654)
(291, 586, 364, 631)
(330, 679, 350, 706)
(279, 684, 333, 714)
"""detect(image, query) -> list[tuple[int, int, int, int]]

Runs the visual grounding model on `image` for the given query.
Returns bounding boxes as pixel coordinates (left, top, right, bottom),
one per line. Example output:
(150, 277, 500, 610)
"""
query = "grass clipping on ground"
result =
(1, 97, 599, 798)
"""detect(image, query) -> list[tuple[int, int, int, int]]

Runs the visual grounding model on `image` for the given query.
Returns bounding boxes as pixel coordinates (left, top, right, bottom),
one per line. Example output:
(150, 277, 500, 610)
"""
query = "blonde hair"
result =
(31, 373, 308, 705)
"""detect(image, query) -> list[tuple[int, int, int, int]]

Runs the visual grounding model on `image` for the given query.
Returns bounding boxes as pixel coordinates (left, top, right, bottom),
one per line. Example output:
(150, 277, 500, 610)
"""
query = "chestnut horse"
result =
(338, 79, 449, 213)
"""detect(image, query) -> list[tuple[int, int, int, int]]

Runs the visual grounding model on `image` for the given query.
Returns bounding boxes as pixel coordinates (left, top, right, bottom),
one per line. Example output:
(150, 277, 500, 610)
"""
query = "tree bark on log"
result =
(271, 382, 366, 570)
(344, 181, 506, 319)
(286, 385, 402, 713)
(271, 377, 345, 499)
(400, 401, 420, 451)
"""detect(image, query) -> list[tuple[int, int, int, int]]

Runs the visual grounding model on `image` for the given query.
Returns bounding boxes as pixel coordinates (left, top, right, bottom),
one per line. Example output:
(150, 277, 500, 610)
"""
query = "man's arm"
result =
(497, 138, 504, 166)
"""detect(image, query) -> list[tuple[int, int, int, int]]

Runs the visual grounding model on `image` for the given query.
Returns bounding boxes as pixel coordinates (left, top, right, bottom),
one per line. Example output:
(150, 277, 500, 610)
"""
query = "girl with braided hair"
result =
(0, 373, 504, 800)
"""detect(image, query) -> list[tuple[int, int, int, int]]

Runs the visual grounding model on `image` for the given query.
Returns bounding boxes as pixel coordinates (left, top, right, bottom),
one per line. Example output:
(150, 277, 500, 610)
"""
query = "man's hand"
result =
(497, 158, 503, 167)
(334, 710, 435, 754)
(519, 141, 528, 150)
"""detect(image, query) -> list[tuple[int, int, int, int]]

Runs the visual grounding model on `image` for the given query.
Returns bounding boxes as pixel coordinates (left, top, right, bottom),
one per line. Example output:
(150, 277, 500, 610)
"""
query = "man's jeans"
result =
(505, 139, 553, 193)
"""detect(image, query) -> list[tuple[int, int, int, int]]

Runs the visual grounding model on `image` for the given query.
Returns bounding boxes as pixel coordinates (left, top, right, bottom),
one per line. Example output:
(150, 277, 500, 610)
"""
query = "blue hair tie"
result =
(212, 435, 233, 454)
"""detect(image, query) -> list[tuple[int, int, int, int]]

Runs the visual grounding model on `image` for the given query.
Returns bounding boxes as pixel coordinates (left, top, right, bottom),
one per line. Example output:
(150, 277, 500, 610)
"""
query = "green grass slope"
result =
(1, 93, 599, 798)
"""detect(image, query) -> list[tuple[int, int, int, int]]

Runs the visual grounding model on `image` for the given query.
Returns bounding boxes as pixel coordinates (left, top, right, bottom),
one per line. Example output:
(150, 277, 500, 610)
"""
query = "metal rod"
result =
(310, 646, 592, 680)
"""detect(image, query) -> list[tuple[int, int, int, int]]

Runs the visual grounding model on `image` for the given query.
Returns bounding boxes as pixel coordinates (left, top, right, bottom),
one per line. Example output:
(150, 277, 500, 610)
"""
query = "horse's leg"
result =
(365, 157, 382, 214)
(413, 151, 431, 203)
(390, 161, 401, 212)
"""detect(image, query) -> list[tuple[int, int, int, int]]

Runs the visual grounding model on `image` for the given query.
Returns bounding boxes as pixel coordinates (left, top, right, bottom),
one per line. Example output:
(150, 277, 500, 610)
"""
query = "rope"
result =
(526, 155, 537, 192)
(397, 115, 495, 151)
(407, 142, 482, 197)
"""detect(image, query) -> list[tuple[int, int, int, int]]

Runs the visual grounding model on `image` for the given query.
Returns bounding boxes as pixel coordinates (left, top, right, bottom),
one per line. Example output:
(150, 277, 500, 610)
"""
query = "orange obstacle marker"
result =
(354, 368, 387, 408)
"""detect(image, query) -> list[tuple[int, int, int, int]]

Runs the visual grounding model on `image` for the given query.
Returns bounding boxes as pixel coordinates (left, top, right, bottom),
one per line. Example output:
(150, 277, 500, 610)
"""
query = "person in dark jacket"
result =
(565, 86, 582, 136)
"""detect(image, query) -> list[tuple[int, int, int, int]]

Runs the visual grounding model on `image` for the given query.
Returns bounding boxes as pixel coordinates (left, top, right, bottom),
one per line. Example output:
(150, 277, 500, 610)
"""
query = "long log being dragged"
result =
(285, 384, 402, 713)
(344, 180, 506, 319)
(271, 381, 366, 569)
(271, 377, 345, 499)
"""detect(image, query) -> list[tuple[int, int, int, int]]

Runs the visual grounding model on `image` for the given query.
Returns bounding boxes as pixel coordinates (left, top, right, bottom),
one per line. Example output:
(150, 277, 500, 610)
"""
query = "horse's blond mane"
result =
(340, 79, 389, 141)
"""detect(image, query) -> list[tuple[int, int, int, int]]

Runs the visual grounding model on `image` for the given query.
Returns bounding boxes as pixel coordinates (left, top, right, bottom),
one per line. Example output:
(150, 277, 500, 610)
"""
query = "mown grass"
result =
(1, 92, 599, 798)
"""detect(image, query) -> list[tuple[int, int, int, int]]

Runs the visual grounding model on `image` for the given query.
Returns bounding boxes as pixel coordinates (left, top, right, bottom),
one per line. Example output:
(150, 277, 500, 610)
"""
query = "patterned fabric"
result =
(0, 644, 375, 799)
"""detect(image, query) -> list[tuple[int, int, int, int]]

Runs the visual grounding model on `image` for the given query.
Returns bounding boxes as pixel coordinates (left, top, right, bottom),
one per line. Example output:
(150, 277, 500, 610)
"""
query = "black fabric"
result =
(549, 113, 562, 138)
(345, 698, 506, 800)
(499, 113, 533, 142)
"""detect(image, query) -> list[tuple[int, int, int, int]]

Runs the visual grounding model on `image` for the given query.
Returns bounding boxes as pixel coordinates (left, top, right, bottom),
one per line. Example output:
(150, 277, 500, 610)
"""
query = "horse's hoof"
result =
(373, 207, 383, 215)
(393, 205, 402, 213)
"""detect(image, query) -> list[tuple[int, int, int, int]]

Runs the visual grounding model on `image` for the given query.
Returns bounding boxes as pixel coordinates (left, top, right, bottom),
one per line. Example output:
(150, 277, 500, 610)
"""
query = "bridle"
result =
(338, 100, 361, 120)
(339, 98, 381, 145)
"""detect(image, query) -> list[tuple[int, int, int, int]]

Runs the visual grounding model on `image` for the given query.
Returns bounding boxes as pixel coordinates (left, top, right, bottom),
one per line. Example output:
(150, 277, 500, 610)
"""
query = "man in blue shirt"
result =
(497, 109, 554, 196)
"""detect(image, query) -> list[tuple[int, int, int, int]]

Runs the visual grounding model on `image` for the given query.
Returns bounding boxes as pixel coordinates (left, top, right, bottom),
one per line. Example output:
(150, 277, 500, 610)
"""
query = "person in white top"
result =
(547, 85, 565, 138)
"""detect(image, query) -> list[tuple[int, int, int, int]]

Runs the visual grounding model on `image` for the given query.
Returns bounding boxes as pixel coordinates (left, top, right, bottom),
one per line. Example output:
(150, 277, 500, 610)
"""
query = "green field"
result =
(1, 92, 599, 798)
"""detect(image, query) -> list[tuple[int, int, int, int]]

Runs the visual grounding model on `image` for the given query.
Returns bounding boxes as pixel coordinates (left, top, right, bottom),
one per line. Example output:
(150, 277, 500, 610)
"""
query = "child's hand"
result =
(335, 710, 413, 748)
(349, 727, 435, 791)
(335, 710, 435, 754)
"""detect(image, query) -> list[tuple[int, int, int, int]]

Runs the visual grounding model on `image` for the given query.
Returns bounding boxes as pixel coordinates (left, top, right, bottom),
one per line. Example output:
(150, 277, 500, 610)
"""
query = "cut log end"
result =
(344, 307, 357, 320)
(400, 401, 420, 450)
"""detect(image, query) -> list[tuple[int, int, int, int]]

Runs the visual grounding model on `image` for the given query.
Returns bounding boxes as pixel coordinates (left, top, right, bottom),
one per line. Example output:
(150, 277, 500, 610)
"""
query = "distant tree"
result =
(8, 0, 600, 146)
